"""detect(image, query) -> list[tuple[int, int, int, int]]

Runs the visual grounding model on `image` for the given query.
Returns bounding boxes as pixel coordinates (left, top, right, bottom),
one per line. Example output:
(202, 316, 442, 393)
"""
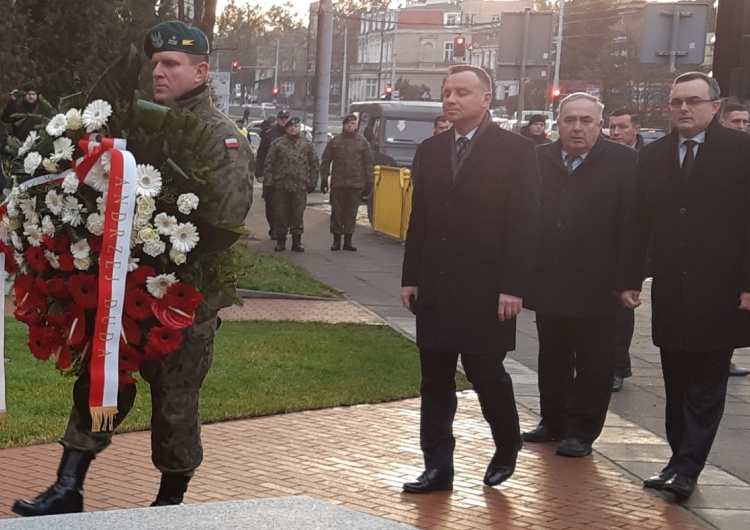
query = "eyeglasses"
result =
(669, 97, 716, 109)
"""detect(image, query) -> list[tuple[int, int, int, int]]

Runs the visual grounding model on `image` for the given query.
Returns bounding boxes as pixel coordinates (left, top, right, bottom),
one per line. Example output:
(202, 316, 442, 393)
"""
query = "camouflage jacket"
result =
(263, 134, 319, 192)
(178, 86, 254, 312)
(320, 131, 374, 189)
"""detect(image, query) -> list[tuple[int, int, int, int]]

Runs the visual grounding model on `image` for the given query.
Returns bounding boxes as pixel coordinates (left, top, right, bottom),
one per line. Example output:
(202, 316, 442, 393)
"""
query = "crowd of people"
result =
(2, 21, 749, 517)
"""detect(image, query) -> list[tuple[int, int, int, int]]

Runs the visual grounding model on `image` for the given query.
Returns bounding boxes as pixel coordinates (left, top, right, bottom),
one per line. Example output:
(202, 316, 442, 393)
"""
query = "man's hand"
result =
(739, 292, 750, 311)
(320, 179, 329, 194)
(401, 286, 418, 311)
(621, 290, 642, 309)
(498, 293, 523, 322)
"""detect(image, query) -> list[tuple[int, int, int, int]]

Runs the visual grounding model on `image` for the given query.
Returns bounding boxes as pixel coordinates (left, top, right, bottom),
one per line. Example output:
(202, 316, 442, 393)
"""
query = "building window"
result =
(308, 61, 315, 72)
(444, 42, 454, 62)
(492, 15, 500, 23)
(421, 42, 434, 62)
(281, 81, 295, 96)
(366, 79, 378, 99)
(444, 13, 460, 27)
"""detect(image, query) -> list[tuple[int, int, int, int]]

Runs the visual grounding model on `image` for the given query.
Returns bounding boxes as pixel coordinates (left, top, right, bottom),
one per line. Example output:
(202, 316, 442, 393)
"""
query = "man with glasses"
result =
(617, 72, 750, 501)
(523, 93, 637, 458)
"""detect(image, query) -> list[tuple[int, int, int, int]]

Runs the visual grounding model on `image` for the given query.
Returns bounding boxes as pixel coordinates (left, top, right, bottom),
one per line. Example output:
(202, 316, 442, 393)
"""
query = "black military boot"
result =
(150, 472, 192, 507)
(331, 234, 341, 251)
(12, 449, 93, 517)
(274, 236, 286, 252)
(343, 234, 357, 251)
(291, 234, 305, 252)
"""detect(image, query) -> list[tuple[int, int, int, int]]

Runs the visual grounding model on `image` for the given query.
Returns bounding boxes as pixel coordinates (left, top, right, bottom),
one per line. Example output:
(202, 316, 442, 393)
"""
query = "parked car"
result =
(640, 128, 666, 145)
(247, 131, 261, 157)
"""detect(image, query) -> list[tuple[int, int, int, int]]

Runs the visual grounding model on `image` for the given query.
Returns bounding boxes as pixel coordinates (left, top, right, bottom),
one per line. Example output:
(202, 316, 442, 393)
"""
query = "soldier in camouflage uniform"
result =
(320, 114, 374, 251)
(12, 21, 254, 517)
(263, 117, 319, 252)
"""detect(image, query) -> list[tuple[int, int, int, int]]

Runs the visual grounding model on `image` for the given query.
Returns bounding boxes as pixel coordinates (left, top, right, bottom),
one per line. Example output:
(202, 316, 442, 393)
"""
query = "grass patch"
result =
(234, 244, 340, 298)
(0, 319, 470, 448)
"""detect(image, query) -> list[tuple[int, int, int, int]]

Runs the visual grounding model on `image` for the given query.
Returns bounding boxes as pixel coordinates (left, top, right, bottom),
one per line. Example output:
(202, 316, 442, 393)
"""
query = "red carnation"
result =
(68, 274, 98, 309)
(163, 283, 203, 312)
(25, 246, 47, 273)
(124, 288, 154, 321)
(27, 326, 54, 361)
(147, 326, 182, 355)
(58, 253, 74, 272)
(47, 277, 69, 299)
(53, 233, 71, 253)
(87, 235, 103, 253)
(129, 265, 156, 286)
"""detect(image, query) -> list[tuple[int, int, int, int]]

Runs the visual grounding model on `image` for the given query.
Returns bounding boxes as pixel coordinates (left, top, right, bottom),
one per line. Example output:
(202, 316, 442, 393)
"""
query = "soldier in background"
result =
(263, 117, 319, 252)
(256, 111, 290, 238)
(320, 114, 374, 251)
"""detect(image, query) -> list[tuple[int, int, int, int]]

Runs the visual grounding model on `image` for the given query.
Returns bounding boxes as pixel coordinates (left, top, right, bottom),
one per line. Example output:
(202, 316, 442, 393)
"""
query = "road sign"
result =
(497, 11, 554, 82)
(641, 2, 710, 70)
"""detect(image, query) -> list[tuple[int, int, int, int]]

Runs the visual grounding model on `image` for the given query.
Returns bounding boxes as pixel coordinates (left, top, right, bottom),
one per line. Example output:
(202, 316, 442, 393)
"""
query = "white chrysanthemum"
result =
(61, 196, 85, 227)
(11, 231, 23, 250)
(50, 137, 75, 163)
(100, 151, 112, 173)
(62, 172, 79, 194)
(45, 113, 68, 137)
(82, 100, 113, 132)
(153, 212, 178, 235)
(42, 158, 60, 173)
(17, 198, 37, 221)
(70, 239, 90, 259)
(146, 272, 178, 299)
(136, 196, 156, 218)
(85, 212, 104, 236)
(169, 249, 187, 265)
(170, 222, 199, 253)
(44, 250, 60, 269)
(143, 239, 166, 258)
(43, 188, 63, 215)
(74, 257, 91, 270)
(96, 196, 106, 214)
(127, 257, 140, 272)
(176, 193, 200, 215)
(135, 164, 162, 198)
(24, 152, 43, 175)
(18, 131, 39, 156)
(85, 161, 109, 192)
(41, 215, 55, 237)
(23, 224, 43, 247)
(65, 108, 83, 131)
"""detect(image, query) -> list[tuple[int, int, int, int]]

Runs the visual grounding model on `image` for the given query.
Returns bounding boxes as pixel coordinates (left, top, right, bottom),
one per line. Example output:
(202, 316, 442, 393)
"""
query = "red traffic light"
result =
(453, 35, 466, 58)
(552, 88, 561, 97)
(385, 85, 393, 94)
(455, 36, 465, 45)
(232, 61, 241, 72)
(272, 87, 280, 95)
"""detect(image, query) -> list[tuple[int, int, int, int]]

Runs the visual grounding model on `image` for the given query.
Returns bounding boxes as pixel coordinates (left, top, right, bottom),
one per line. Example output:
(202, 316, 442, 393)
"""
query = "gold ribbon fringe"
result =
(0, 412, 6, 427)
(90, 406, 118, 432)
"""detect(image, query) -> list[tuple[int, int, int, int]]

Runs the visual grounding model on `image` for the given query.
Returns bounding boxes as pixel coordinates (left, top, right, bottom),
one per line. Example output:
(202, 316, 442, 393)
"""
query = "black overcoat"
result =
(525, 137, 637, 317)
(402, 122, 540, 354)
(616, 120, 750, 351)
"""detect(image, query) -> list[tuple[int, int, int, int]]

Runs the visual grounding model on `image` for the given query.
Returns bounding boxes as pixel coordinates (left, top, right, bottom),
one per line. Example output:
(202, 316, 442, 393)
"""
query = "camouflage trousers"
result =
(61, 316, 218, 475)
(262, 185, 275, 237)
(330, 187, 362, 235)
(272, 189, 307, 236)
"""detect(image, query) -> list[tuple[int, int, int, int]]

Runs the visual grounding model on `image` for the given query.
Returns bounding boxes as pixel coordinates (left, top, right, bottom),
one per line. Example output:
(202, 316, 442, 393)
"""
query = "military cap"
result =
(342, 114, 357, 124)
(277, 110, 291, 118)
(285, 117, 301, 128)
(144, 20, 210, 59)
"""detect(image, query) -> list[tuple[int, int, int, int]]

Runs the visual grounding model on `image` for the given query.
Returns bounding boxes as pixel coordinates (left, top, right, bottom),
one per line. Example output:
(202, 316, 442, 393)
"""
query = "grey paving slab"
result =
(0, 497, 417, 530)
(692, 509, 750, 530)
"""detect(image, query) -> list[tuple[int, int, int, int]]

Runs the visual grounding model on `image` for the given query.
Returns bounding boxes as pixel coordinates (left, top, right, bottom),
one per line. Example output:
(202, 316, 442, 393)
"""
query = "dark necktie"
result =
(564, 153, 578, 174)
(682, 139, 696, 177)
(456, 136, 469, 163)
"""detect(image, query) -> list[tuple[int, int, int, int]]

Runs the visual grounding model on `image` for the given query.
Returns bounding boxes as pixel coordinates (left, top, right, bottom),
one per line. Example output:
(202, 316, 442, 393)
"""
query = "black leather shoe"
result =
(150, 472, 191, 507)
(663, 474, 697, 500)
(522, 424, 564, 443)
(484, 440, 522, 487)
(729, 363, 750, 377)
(556, 438, 593, 458)
(403, 469, 453, 494)
(274, 237, 286, 252)
(612, 375, 624, 392)
(343, 235, 357, 251)
(643, 468, 675, 490)
(331, 235, 341, 251)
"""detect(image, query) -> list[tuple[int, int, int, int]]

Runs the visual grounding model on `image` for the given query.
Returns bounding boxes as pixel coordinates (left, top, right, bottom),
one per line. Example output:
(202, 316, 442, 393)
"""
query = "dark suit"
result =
(525, 137, 636, 442)
(402, 116, 540, 473)
(617, 119, 750, 478)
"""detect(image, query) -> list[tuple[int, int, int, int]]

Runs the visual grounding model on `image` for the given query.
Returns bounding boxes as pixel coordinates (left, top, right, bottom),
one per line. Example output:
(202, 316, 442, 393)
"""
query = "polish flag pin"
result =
(225, 138, 239, 149)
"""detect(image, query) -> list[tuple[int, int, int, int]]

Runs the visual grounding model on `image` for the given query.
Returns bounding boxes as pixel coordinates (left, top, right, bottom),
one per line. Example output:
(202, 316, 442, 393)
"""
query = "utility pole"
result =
(313, 0, 333, 158)
(516, 7, 531, 122)
(341, 23, 348, 117)
(552, 1, 564, 97)
(391, 11, 399, 87)
(274, 39, 280, 92)
(378, 23, 385, 97)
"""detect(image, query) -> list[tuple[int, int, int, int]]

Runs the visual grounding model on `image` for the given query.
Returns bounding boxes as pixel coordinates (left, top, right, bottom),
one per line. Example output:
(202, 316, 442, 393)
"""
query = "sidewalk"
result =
(0, 189, 743, 529)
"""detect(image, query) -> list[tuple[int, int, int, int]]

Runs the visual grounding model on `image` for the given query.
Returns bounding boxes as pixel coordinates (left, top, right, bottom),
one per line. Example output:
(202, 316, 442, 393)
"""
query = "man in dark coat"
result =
(523, 94, 637, 458)
(256, 111, 290, 238)
(520, 114, 552, 146)
(401, 64, 540, 493)
(2, 84, 52, 141)
(617, 72, 750, 501)
(607, 107, 645, 393)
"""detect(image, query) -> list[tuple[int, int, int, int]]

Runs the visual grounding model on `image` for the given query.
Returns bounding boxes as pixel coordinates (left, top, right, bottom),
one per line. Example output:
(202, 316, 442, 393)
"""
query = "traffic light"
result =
(467, 43, 475, 53)
(232, 61, 241, 72)
(551, 87, 561, 116)
(272, 87, 280, 96)
(454, 36, 466, 58)
(384, 84, 393, 100)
